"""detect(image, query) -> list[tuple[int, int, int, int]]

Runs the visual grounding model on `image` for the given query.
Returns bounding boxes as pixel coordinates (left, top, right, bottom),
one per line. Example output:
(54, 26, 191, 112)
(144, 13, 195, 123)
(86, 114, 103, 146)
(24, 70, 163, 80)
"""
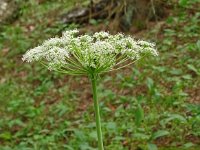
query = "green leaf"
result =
(80, 143, 95, 150)
(152, 66, 166, 72)
(89, 131, 97, 139)
(148, 143, 158, 150)
(150, 130, 169, 141)
(182, 74, 192, 80)
(187, 64, 200, 75)
(197, 40, 200, 50)
(113, 136, 126, 141)
(63, 145, 74, 150)
(160, 114, 187, 127)
(134, 104, 144, 127)
(183, 142, 195, 148)
(133, 133, 150, 140)
(179, 0, 189, 6)
(146, 77, 154, 90)
(89, 19, 99, 25)
(106, 122, 117, 131)
(74, 130, 86, 141)
(169, 68, 183, 75)
(0, 132, 12, 140)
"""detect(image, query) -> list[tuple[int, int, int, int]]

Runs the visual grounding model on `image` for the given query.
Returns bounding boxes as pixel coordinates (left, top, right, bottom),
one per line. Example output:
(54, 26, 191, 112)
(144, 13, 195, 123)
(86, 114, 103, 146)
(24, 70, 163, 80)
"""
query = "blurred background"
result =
(0, 0, 200, 149)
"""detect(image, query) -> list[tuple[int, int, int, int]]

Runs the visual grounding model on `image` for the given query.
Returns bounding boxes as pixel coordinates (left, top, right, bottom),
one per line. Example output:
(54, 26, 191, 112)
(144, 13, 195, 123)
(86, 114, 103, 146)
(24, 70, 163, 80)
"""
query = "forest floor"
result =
(0, 0, 200, 150)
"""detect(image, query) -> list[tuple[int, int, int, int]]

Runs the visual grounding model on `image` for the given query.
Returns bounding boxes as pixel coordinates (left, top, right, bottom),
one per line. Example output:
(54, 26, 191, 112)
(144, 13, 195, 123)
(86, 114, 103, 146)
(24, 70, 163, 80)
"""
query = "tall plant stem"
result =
(90, 73, 104, 150)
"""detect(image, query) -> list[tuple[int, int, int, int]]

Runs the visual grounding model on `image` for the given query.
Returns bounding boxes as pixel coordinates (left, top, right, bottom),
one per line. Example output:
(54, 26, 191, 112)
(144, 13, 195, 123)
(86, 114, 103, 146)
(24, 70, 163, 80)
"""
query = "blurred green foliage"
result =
(0, 0, 200, 149)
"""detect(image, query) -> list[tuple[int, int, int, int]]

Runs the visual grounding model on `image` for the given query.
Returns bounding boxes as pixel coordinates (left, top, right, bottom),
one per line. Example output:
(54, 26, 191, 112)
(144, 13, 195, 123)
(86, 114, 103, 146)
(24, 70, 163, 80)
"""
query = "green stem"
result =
(90, 73, 104, 150)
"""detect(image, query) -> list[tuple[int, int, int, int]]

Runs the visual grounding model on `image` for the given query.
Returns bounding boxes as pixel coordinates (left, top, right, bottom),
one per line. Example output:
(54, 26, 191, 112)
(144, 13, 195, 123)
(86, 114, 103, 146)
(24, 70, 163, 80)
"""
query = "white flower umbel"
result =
(22, 30, 157, 75)
(22, 30, 158, 150)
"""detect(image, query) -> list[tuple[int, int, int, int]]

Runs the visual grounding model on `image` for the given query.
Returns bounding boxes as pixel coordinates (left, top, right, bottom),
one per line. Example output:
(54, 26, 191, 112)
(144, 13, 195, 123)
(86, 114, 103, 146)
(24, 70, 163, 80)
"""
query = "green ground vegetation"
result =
(0, 0, 200, 149)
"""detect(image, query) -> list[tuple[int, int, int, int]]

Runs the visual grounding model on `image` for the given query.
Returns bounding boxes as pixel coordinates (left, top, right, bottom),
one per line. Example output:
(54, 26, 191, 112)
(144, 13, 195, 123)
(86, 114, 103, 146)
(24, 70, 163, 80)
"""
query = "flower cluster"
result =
(22, 30, 158, 75)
